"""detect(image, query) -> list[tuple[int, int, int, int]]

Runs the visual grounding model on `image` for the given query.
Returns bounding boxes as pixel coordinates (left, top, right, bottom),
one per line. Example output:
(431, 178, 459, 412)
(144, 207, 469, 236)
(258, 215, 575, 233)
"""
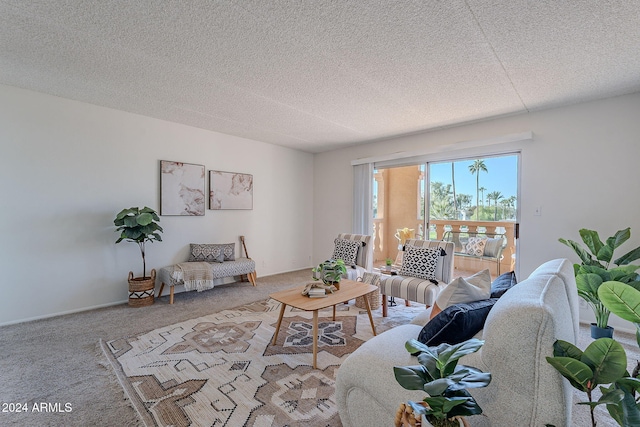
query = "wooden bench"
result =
(157, 258, 256, 304)
(443, 230, 505, 275)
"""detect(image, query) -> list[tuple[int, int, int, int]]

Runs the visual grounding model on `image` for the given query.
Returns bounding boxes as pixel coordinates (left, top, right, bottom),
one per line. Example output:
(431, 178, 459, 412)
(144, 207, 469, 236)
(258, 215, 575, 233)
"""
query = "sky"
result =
(429, 154, 518, 205)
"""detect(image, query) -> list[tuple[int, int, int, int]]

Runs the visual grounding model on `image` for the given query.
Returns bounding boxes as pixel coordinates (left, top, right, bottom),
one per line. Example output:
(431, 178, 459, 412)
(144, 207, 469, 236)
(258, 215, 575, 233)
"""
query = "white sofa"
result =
(336, 258, 580, 427)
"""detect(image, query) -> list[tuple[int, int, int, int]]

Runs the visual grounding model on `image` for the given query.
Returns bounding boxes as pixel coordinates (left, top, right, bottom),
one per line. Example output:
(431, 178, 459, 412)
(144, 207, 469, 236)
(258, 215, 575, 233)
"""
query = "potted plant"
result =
(393, 338, 491, 427)
(545, 279, 640, 427)
(312, 259, 347, 289)
(114, 206, 163, 306)
(386, 258, 394, 266)
(559, 227, 640, 338)
(546, 336, 640, 427)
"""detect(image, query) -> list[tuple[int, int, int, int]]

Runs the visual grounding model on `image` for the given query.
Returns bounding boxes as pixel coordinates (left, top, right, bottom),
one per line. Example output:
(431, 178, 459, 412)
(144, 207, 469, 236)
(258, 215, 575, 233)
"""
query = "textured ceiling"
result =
(2, 1, 640, 153)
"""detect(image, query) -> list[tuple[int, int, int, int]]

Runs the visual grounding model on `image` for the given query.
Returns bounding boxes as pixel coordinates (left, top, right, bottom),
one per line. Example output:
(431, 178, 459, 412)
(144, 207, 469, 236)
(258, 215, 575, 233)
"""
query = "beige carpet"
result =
(102, 298, 424, 427)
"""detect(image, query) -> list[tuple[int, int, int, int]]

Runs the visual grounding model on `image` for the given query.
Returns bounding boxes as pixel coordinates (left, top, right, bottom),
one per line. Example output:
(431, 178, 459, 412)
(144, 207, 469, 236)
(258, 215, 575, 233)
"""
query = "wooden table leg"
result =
(382, 294, 388, 317)
(363, 292, 377, 336)
(313, 310, 319, 369)
(272, 303, 287, 345)
(332, 304, 336, 321)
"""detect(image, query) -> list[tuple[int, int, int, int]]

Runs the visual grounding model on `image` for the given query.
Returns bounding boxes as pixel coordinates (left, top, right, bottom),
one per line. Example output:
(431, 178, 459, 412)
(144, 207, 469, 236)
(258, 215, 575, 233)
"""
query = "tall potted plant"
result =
(559, 227, 640, 338)
(545, 279, 640, 427)
(114, 206, 163, 307)
(393, 338, 491, 427)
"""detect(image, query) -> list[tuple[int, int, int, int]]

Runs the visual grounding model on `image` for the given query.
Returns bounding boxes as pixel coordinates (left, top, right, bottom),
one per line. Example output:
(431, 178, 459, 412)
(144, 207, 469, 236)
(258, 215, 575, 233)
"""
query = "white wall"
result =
(313, 92, 640, 331)
(0, 84, 314, 325)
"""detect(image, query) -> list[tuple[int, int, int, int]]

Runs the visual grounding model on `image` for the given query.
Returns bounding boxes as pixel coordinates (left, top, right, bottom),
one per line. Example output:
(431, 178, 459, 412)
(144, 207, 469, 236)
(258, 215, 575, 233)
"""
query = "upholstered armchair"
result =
(379, 238, 454, 316)
(332, 233, 373, 281)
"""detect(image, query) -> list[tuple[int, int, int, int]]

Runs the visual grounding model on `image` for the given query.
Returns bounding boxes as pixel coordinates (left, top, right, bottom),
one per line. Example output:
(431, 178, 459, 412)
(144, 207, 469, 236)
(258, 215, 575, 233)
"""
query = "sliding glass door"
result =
(372, 153, 519, 276)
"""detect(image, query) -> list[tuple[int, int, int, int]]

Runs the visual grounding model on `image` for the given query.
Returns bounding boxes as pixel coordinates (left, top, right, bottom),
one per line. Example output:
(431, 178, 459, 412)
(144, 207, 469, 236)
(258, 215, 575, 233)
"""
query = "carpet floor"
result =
(0, 269, 638, 426)
(102, 297, 424, 426)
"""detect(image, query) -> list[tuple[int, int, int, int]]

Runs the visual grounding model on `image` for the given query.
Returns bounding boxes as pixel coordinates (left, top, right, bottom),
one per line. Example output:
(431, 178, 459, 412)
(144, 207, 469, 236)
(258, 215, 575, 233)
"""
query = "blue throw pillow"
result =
(417, 299, 498, 346)
(490, 271, 517, 298)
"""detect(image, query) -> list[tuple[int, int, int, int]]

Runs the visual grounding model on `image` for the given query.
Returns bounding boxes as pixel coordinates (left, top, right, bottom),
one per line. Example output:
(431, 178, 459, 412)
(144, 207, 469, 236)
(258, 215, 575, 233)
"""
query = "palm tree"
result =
(468, 160, 488, 220)
(500, 199, 510, 219)
(487, 191, 504, 221)
(451, 163, 458, 217)
(505, 195, 517, 219)
(479, 186, 487, 207)
(430, 182, 454, 219)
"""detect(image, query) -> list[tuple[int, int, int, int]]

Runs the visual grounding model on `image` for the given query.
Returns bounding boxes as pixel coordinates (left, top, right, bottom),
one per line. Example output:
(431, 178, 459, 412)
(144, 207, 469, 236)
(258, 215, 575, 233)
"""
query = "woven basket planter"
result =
(128, 269, 156, 307)
(355, 272, 381, 310)
(355, 287, 381, 310)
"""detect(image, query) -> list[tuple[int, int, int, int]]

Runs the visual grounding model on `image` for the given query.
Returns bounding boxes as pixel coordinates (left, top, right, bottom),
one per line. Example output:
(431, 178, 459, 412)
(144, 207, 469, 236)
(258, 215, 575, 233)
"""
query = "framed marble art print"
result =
(209, 170, 253, 210)
(160, 160, 205, 216)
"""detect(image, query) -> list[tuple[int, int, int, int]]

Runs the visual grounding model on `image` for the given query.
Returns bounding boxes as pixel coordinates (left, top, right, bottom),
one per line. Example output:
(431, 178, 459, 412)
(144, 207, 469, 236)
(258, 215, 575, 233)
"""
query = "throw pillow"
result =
(430, 269, 491, 319)
(332, 238, 361, 267)
(188, 243, 222, 262)
(490, 271, 518, 298)
(218, 243, 235, 261)
(418, 299, 498, 346)
(399, 246, 439, 281)
(483, 237, 503, 258)
(188, 243, 235, 262)
(465, 237, 488, 256)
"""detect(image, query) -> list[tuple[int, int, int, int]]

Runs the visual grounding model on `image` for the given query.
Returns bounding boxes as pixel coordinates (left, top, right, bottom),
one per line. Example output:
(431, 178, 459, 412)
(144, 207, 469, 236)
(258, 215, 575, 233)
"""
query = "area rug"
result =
(101, 298, 424, 427)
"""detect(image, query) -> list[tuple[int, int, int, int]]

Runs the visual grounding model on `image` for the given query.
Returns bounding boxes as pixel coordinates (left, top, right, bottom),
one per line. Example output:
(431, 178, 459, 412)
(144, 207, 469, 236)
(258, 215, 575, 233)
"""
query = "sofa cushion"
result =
(430, 269, 491, 319)
(484, 237, 503, 258)
(399, 245, 439, 280)
(490, 271, 518, 298)
(417, 298, 498, 346)
(332, 238, 361, 267)
(465, 236, 487, 256)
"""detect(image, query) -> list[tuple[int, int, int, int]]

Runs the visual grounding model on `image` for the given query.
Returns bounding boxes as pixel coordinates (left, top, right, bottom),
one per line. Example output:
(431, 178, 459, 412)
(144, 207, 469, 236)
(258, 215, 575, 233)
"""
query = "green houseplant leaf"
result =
(559, 227, 640, 331)
(114, 206, 163, 277)
(547, 338, 633, 427)
(581, 338, 627, 385)
(598, 281, 640, 324)
(395, 338, 490, 424)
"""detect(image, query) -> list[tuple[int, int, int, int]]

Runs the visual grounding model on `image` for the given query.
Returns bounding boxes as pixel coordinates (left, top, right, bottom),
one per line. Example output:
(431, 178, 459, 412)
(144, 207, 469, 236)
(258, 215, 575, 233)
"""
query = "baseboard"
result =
(2, 268, 313, 327)
(0, 299, 129, 327)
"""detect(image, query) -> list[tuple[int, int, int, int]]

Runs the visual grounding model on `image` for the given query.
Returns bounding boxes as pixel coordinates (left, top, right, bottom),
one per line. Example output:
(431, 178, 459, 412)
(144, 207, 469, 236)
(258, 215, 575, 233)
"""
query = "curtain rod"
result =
(350, 131, 533, 166)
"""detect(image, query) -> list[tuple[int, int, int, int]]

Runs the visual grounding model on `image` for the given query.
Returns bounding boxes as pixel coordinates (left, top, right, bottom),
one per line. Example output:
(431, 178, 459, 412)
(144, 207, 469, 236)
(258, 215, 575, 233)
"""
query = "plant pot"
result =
(590, 323, 614, 339)
(128, 269, 156, 307)
(394, 402, 468, 427)
(421, 415, 468, 427)
(326, 280, 340, 290)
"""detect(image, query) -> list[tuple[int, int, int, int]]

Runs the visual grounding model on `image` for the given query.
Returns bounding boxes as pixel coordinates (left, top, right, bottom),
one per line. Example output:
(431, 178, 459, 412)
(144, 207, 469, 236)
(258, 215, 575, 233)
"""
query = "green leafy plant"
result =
(546, 338, 640, 427)
(386, 258, 393, 266)
(312, 259, 347, 284)
(559, 228, 640, 329)
(114, 206, 163, 278)
(599, 280, 640, 346)
(547, 277, 640, 427)
(393, 338, 491, 427)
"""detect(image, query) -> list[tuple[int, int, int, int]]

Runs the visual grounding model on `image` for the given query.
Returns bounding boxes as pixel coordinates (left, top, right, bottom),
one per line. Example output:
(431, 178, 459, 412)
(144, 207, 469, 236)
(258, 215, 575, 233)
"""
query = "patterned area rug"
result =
(101, 298, 424, 427)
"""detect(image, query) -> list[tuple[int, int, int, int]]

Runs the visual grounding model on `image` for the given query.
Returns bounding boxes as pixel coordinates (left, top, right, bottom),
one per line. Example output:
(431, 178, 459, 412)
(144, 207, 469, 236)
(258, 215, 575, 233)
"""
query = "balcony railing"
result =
(373, 218, 516, 276)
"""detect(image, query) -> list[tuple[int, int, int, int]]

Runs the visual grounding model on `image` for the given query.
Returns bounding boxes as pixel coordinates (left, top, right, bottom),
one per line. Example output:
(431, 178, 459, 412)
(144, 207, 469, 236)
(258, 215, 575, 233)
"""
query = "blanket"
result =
(171, 262, 214, 292)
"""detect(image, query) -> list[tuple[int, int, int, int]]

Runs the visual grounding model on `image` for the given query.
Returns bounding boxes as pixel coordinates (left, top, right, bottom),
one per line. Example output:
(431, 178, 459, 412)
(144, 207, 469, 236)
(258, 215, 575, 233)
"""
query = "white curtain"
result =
(352, 163, 373, 235)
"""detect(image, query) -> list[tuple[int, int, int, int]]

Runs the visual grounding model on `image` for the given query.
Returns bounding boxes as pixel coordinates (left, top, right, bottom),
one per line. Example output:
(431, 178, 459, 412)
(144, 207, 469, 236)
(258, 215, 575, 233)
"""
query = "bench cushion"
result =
(159, 257, 255, 288)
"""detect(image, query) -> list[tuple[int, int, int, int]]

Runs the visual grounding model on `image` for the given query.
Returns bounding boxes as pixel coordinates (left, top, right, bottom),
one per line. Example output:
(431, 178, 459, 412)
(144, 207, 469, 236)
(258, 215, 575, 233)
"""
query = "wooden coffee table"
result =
(269, 279, 378, 368)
